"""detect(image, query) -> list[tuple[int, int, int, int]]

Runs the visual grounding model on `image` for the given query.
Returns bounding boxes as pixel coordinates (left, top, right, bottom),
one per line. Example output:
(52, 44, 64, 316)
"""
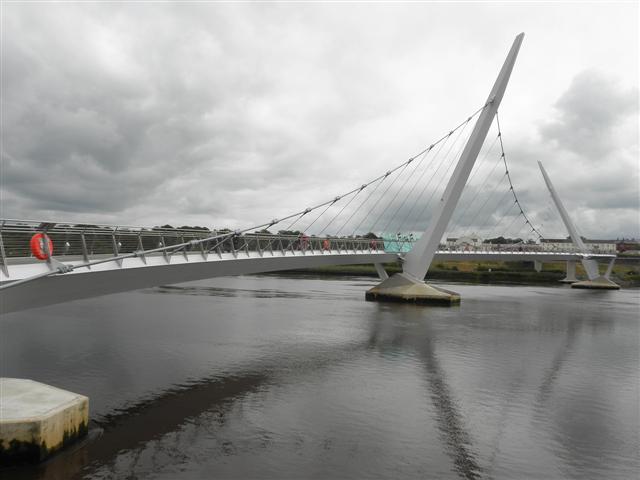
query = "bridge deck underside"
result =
(0, 250, 396, 314)
(1, 250, 614, 314)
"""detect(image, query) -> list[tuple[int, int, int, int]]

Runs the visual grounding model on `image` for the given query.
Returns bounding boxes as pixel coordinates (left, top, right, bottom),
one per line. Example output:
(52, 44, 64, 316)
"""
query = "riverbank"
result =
(276, 260, 640, 287)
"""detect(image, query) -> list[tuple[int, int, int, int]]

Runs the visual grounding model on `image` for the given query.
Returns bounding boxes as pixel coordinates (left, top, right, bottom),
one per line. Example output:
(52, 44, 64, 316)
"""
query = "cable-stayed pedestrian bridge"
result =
(0, 221, 616, 314)
(0, 33, 620, 314)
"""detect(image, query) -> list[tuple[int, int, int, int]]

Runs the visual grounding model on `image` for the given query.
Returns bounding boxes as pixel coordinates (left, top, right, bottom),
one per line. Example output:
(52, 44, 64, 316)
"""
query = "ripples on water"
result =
(1, 275, 638, 479)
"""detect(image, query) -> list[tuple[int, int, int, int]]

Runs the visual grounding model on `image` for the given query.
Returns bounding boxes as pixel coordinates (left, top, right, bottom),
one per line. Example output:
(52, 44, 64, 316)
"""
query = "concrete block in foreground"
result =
(0, 378, 88, 465)
(365, 272, 461, 306)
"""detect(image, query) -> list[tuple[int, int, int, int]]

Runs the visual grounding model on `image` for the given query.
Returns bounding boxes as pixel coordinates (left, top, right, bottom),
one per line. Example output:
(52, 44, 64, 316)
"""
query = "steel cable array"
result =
(440, 111, 545, 247)
(2, 100, 559, 297)
(1, 104, 490, 289)
(377, 118, 474, 237)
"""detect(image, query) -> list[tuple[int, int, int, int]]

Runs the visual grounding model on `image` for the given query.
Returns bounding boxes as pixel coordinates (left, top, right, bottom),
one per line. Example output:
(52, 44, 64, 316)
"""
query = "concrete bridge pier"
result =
(0, 378, 88, 465)
(365, 272, 461, 305)
(571, 276, 620, 289)
(560, 260, 578, 283)
(571, 257, 620, 290)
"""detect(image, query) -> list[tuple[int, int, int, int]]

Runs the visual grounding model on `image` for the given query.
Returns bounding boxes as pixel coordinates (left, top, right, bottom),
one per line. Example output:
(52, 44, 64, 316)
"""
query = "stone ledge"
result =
(0, 378, 89, 465)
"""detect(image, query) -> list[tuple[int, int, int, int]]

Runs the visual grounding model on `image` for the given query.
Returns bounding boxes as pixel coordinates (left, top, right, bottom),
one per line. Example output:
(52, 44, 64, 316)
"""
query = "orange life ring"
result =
(30, 233, 54, 260)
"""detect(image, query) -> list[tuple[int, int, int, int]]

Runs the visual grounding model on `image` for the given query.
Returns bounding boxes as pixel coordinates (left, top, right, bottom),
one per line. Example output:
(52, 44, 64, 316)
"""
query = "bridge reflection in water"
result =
(6, 276, 635, 480)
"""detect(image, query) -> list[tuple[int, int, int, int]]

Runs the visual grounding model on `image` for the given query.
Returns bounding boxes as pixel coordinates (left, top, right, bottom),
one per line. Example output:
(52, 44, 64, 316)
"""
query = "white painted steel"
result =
(0, 249, 613, 314)
(0, 250, 397, 314)
(562, 260, 578, 283)
(374, 263, 389, 280)
(403, 33, 525, 281)
(538, 161, 600, 280)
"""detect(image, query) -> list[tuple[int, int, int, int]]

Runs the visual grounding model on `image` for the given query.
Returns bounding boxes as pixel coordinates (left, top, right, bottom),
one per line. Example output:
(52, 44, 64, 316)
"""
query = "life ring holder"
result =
(30, 233, 54, 260)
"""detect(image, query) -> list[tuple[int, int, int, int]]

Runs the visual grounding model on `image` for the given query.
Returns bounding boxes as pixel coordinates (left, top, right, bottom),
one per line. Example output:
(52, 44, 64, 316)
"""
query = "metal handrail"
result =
(0, 219, 390, 289)
(0, 217, 616, 291)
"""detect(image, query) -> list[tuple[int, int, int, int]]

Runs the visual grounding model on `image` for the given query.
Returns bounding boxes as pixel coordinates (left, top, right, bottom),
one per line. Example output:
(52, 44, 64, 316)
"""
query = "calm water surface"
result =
(2, 275, 639, 479)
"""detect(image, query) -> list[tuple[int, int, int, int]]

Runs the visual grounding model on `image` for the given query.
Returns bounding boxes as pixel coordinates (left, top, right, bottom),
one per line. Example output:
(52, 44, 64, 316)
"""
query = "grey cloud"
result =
(540, 70, 638, 160)
(1, 4, 404, 224)
(1, 4, 638, 241)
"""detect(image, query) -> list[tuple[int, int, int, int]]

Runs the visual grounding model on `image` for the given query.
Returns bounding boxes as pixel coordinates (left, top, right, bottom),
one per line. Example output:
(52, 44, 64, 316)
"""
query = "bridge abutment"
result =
(0, 378, 89, 465)
(365, 273, 460, 306)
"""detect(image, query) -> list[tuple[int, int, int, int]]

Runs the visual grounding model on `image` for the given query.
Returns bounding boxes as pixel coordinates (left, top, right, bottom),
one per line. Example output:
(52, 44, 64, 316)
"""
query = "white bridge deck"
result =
(0, 246, 614, 314)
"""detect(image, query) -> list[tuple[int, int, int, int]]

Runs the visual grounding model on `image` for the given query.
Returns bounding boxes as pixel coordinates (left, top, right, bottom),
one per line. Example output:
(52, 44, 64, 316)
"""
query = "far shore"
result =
(272, 260, 640, 287)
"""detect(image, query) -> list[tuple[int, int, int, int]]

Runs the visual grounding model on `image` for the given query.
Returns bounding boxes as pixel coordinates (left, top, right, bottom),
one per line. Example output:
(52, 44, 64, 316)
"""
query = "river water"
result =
(2, 275, 639, 479)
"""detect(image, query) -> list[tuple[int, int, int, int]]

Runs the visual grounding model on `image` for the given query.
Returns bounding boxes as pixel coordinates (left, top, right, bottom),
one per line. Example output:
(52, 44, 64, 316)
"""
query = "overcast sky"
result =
(1, 2, 638, 240)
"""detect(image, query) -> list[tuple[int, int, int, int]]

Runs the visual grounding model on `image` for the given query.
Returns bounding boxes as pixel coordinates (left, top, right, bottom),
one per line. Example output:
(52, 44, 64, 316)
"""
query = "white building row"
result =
(539, 238, 617, 254)
(442, 235, 617, 253)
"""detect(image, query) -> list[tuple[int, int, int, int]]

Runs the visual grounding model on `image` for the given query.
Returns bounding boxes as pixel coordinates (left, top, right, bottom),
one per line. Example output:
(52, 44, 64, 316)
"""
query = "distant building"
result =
(445, 234, 482, 250)
(616, 240, 640, 253)
(540, 237, 617, 253)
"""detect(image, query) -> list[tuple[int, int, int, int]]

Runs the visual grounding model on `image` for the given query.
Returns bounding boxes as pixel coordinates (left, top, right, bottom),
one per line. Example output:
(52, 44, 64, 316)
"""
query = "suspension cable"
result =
(460, 167, 511, 238)
(0, 103, 490, 289)
(357, 161, 412, 236)
(317, 188, 365, 236)
(409, 118, 474, 233)
(449, 131, 502, 232)
(495, 112, 544, 239)
(376, 147, 435, 235)
(472, 183, 513, 238)
(392, 130, 455, 235)
(380, 114, 478, 236)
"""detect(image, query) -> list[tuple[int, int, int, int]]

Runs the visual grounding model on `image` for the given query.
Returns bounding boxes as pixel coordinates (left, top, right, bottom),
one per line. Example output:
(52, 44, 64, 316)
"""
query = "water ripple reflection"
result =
(1, 277, 638, 479)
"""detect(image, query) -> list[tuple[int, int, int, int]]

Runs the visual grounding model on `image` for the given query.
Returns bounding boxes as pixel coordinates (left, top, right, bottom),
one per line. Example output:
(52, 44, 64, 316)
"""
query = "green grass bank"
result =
(276, 260, 640, 287)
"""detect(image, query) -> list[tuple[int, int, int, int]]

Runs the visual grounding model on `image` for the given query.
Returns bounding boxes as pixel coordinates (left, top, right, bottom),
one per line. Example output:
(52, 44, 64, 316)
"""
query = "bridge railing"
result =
(222, 233, 385, 257)
(382, 236, 609, 255)
(0, 220, 387, 266)
(0, 220, 212, 259)
(441, 244, 600, 254)
(0, 219, 611, 267)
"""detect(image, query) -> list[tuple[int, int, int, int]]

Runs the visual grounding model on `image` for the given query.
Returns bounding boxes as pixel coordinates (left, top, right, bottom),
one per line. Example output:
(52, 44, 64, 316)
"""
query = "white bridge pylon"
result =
(367, 33, 527, 303)
(538, 161, 619, 289)
(403, 33, 524, 282)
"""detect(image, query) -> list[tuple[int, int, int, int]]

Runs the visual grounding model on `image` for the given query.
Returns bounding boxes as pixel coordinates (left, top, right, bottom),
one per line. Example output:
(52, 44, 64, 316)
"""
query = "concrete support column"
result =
(560, 260, 578, 283)
(571, 257, 620, 289)
(604, 257, 616, 280)
(374, 263, 389, 281)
